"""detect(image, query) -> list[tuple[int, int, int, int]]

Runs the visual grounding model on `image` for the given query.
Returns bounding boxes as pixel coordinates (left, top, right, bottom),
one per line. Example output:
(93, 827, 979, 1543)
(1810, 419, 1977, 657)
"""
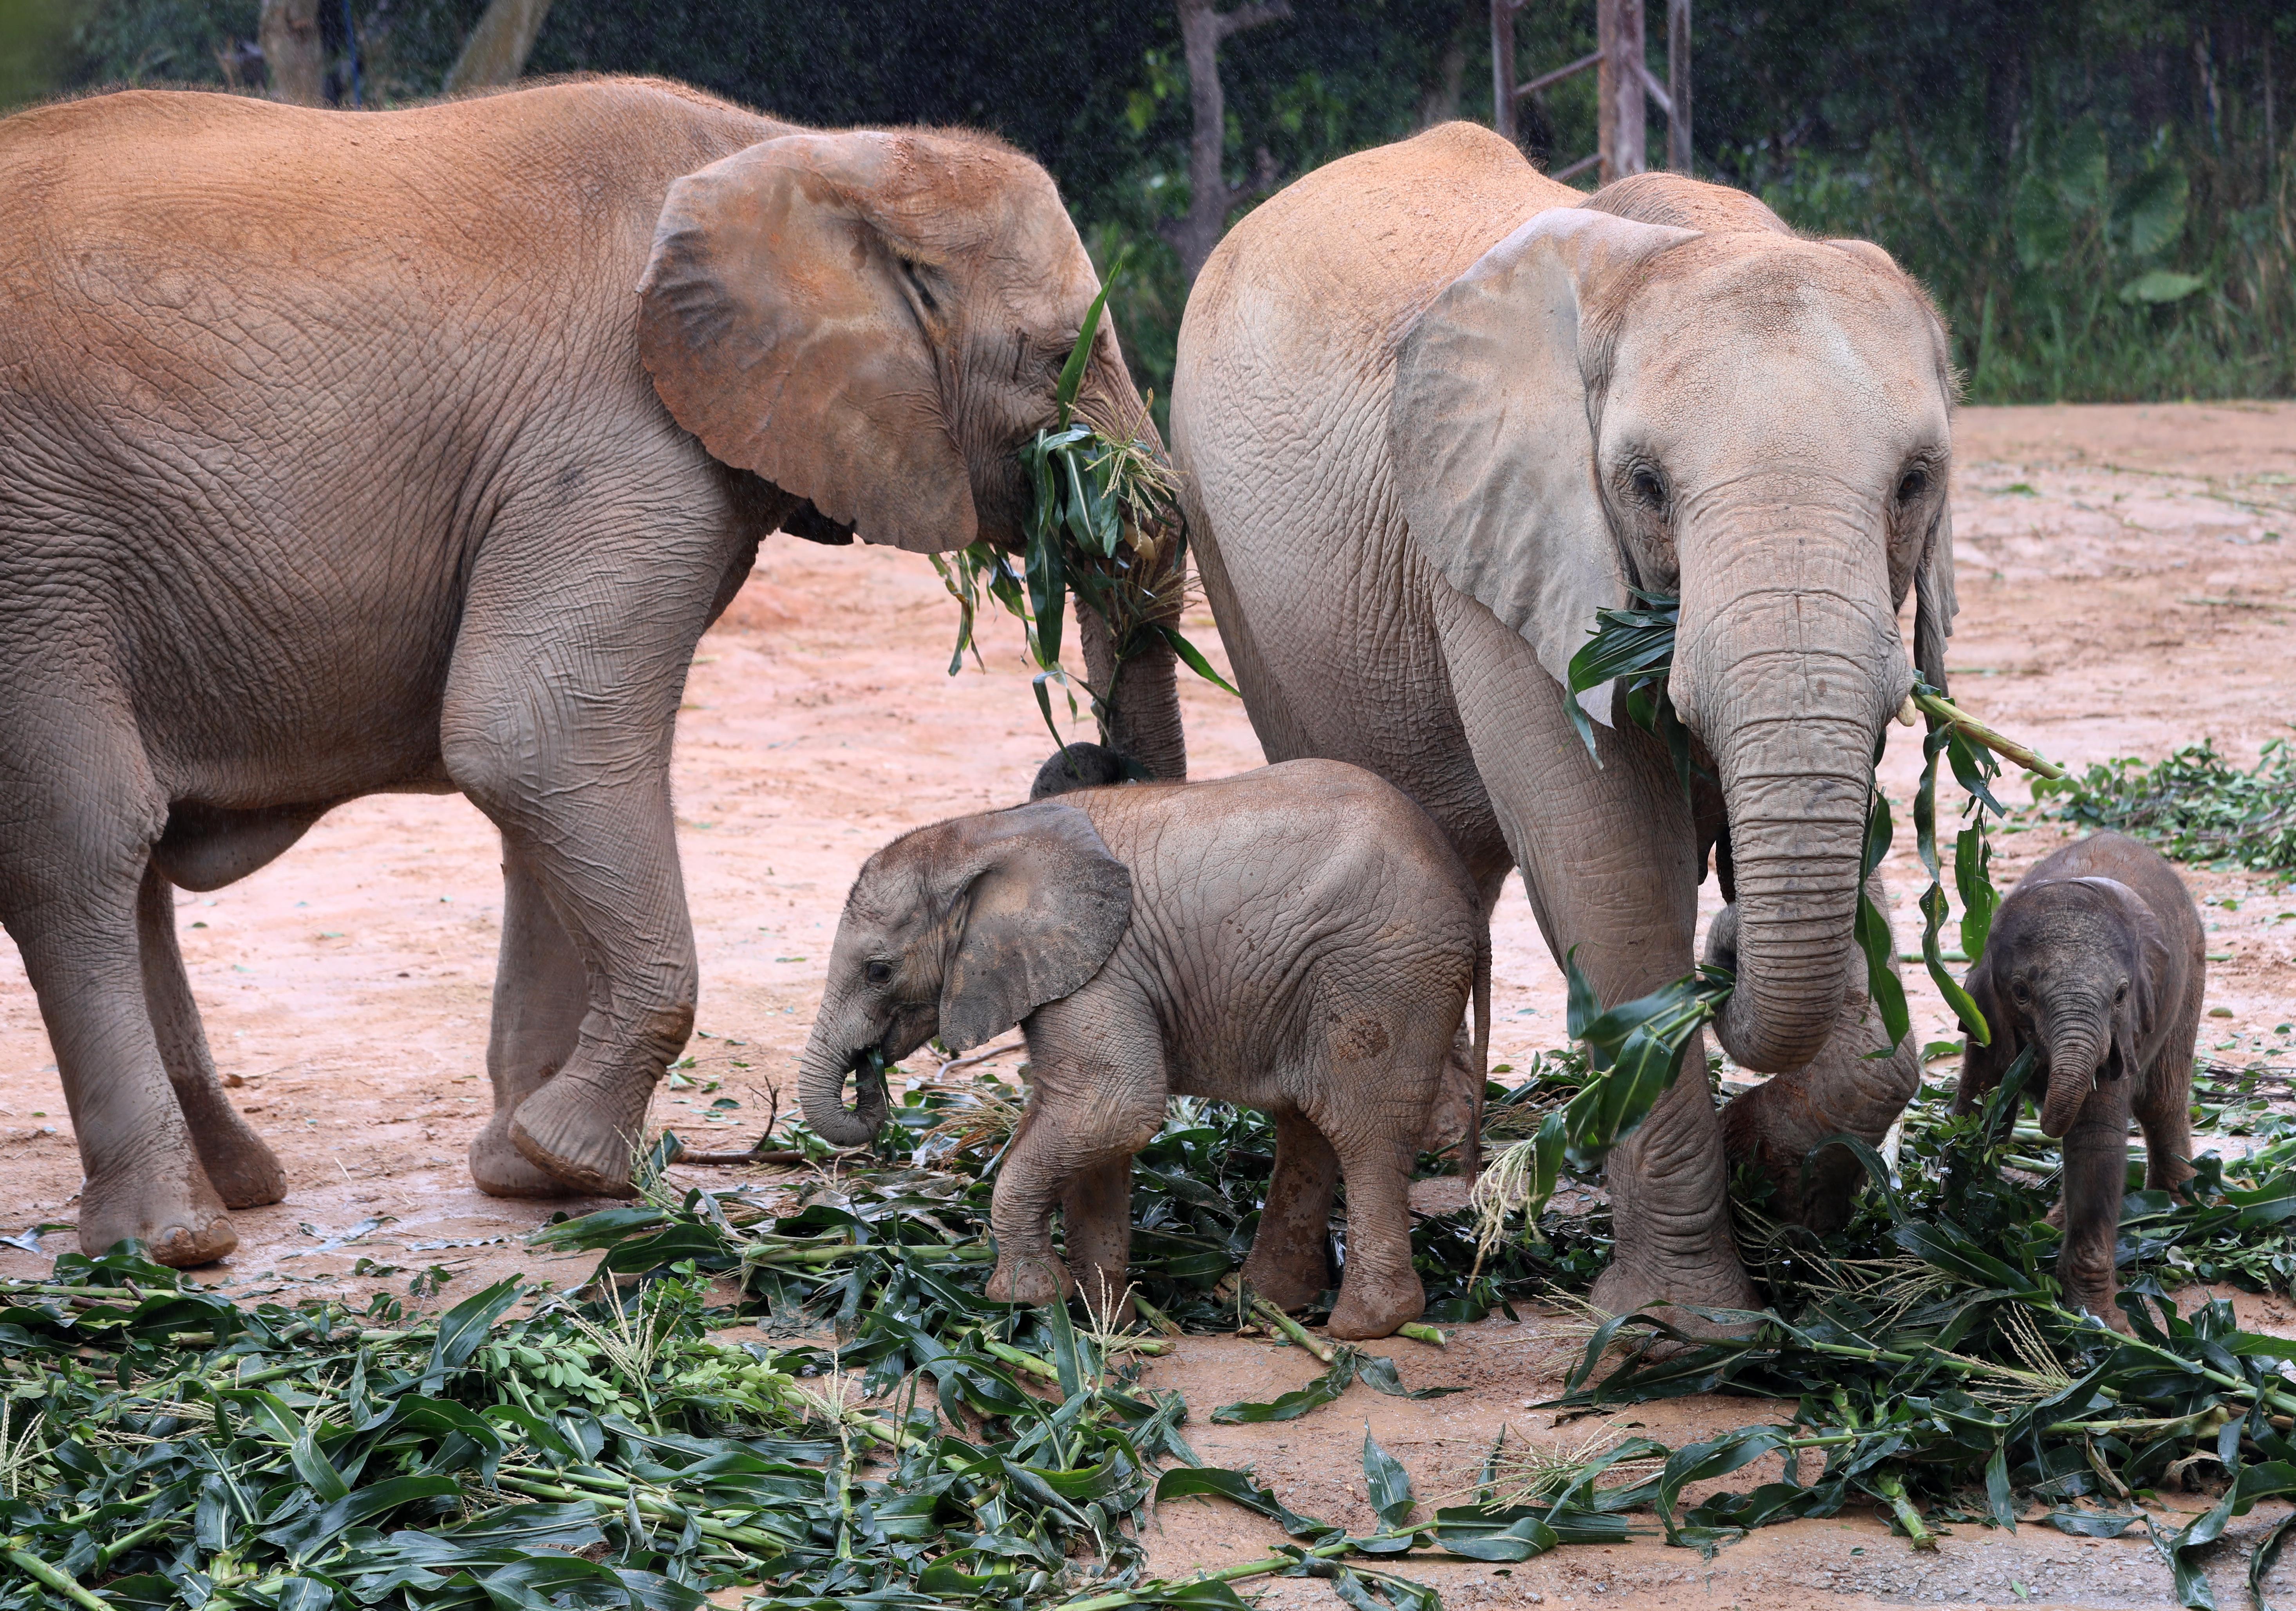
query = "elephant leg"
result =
(470, 840, 589, 1198)
(443, 516, 732, 1198)
(1061, 1157, 1136, 1323)
(987, 988, 1166, 1308)
(0, 735, 233, 1266)
(1430, 583, 1755, 1326)
(1317, 1115, 1424, 1342)
(1240, 1109, 1339, 1311)
(2057, 1082, 2134, 1329)
(135, 863, 286, 1208)
(1714, 877, 1920, 1232)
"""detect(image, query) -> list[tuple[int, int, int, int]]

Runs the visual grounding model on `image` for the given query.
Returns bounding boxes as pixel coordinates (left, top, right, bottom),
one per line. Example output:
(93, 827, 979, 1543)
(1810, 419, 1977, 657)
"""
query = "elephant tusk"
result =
(1895, 692, 1920, 727)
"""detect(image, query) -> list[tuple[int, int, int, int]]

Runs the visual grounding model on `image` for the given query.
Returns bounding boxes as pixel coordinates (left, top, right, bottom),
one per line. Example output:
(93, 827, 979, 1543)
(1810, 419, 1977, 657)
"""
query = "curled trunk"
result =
(796, 1031, 885, 1148)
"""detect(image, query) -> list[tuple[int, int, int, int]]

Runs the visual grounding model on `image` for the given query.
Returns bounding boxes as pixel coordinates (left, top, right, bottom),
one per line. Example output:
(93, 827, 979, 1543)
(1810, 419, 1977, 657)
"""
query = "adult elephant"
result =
(0, 78, 1182, 1266)
(1170, 123, 1947, 1320)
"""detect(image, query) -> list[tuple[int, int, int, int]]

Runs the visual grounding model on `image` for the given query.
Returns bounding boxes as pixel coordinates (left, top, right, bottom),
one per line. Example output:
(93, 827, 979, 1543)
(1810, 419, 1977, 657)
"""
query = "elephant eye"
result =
(1896, 465, 1929, 505)
(899, 258, 940, 316)
(2115, 981, 2129, 1002)
(2010, 978, 2031, 1002)
(1627, 464, 1668, 511)
(864, 960, 895, 986)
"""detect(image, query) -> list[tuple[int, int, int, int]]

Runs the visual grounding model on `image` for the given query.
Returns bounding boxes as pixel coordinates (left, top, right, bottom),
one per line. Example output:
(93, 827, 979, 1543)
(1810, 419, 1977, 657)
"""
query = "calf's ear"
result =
(936, 803, 1133, 1052)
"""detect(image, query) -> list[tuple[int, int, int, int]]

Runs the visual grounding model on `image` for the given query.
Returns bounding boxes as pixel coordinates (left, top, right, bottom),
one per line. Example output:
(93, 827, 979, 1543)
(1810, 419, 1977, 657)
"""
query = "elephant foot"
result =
(1588, 1254, 1758, 1344)
(1240, 1242, 1332, 1313)
(1327, 1270, 1425, 1342)
(507, 1069, 651, 1199)
(1720, 1077, 1871, 1234)
(987, 1251, 1072, 1306)
(179, 1095, 287, 1209)
(80, 1159, 237, 1268)
(471, 1112, 586, 1199)
(2061, 1278, 2127, 1332)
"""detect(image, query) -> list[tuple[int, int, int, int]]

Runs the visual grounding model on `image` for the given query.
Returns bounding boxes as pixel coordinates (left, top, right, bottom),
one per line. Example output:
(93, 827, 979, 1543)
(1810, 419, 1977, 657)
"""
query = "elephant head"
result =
(1969, 876, 2166, 1140)
(796, 802, 1134, 1146)
(635, 130, 1184, 775)
(1389, 181, 1958, 1072)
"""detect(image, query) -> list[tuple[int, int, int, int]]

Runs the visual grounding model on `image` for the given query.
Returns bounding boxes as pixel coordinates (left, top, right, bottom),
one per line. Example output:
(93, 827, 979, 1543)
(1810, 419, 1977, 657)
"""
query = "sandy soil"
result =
(2, 402, 2292, 1607)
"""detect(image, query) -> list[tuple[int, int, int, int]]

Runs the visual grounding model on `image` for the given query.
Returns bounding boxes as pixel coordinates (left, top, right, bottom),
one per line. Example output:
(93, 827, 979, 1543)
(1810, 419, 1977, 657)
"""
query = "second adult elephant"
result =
(1172, 125, 1946, 1320)
(0, 78, 1181, 1264)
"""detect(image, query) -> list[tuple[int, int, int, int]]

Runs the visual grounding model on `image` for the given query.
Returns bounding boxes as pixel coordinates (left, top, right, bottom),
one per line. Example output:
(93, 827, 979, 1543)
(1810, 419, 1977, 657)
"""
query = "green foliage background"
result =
(5, 0, 2290, 410)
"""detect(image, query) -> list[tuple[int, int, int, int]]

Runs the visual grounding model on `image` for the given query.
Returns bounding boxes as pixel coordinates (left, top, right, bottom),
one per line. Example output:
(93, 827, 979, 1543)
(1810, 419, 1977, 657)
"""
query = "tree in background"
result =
(12, 0, 2292, 406)
(1161, 0, 1290, 284)
(255, 0, 318, 102)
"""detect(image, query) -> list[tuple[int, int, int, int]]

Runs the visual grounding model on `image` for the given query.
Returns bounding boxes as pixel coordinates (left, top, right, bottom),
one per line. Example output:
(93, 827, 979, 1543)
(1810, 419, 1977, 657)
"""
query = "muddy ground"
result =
(2, 402, 2293, 1608)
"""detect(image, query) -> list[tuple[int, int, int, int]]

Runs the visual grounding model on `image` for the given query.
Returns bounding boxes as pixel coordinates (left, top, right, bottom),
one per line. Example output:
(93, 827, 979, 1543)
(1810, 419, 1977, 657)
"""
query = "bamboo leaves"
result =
(935, 258, 1229, 752)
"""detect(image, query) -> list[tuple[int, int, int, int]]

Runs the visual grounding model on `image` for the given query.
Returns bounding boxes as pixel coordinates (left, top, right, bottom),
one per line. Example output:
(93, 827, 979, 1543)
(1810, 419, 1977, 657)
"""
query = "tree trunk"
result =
(258, 0, 325, 106)
(1161, 0, 1291, 284)
(445, 0, 557, 94)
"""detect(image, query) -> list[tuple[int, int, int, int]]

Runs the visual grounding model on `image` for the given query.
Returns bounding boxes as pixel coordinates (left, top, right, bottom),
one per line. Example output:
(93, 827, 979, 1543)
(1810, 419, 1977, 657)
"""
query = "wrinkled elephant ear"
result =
(938, 802, 1134, 1052)
(1389, 208, 1698, 725)
(1914, 477, 1959, 697)
(638, 132, 976, 553)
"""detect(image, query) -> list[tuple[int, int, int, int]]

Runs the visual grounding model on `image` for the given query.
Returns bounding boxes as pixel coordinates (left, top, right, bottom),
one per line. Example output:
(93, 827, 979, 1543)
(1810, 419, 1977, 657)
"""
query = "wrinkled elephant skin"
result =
(795, 762, 1490, 1341)
(1955, 832, 2204, 1327)
(1172, 126, 1960, 1325)
(0, 79, 1177, 1262)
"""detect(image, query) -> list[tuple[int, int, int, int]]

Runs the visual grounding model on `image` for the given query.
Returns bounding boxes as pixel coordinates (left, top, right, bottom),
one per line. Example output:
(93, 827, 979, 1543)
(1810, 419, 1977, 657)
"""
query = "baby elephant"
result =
(1955, 831, 2203, 1327)
(794, 759, 1488, 1340)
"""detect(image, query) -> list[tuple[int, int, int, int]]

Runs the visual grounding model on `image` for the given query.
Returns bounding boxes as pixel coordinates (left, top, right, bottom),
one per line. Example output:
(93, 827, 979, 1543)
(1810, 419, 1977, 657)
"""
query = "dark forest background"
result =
(3, 1, 2291, 411)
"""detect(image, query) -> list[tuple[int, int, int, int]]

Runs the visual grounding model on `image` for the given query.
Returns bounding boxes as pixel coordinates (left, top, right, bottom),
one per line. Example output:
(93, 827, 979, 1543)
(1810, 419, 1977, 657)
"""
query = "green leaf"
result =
(2119, 269, 2206, 305)
(1211, 1351, 1356, 1423)
(1362, 1427, 1416, 1532)
(1156, 622, 1242, 697)
(2119, 162, 2189, 258)
(1430, 1505, 1561, 1561)
(424, 1275, 524, 1387)
(1053, 246, 1130, 424)
(1153, 1465, 1341, 1542)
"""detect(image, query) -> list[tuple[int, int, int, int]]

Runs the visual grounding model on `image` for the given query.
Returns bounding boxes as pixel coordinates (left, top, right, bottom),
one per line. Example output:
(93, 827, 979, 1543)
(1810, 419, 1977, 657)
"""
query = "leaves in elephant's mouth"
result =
(931, 260, 1233, 755)
(1566, 594, 2065, 1058)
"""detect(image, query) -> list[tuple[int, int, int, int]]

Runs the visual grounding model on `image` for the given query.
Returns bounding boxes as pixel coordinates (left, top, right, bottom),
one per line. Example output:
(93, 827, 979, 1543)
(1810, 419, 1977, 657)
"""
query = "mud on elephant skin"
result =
(1954, 832, 2204, 1329)
(0, 78, 1180, 1263)
(1173, 128, 1960, 1323)
(795, 760, 1490, 1341)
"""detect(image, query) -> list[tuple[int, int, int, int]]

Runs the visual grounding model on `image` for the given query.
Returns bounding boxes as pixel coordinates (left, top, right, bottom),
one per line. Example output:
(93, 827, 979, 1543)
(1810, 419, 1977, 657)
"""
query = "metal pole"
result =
(1667, 0, 1691, 172)
(1491, 0, 1518, 144)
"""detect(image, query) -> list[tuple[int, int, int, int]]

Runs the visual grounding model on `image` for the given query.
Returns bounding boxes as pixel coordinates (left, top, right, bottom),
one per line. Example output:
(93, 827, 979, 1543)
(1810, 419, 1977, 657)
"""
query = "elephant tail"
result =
(1461, 921, 1490, 1188)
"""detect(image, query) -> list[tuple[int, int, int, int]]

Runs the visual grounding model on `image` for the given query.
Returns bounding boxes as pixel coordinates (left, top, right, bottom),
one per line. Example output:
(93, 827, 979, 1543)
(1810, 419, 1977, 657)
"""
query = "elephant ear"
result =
(938, 802, 1134, 1052)
(638, 132, 976, 553)
(1952, 955, 2018, 1117)
(1914, 478, 1959, 697)
(1389, 208, 1699, 724)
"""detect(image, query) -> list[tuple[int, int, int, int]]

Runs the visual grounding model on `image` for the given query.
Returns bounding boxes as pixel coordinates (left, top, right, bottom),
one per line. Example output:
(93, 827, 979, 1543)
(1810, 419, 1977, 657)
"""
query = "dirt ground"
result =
(3, 402, 2293, 1607)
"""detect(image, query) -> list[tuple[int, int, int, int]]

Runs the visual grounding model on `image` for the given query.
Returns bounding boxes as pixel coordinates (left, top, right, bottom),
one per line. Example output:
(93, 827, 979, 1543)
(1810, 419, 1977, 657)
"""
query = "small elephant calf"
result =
(794, 759, 1488, 1340)
(1955, 831, 2204, 1327)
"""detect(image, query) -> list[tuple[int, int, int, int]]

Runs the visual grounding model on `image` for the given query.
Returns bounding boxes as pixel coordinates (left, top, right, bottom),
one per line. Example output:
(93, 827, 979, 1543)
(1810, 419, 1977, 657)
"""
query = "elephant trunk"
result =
(1070, 354, 1188, 782)
(2038, 1017, 2109, 1139)
(796, 1008, 888, 1148)
(1674, 507, 1907, 1074)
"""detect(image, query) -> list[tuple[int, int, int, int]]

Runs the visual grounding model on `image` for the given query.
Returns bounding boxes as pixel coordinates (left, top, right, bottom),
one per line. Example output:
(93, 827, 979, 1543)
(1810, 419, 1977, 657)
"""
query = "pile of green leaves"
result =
(2031, 738, 2296, 875)
(932, 268, 1231, 751)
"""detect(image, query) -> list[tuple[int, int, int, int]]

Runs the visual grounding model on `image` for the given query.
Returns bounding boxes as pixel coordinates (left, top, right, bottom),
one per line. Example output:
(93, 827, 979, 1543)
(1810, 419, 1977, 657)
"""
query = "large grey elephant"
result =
(0, 78, 1181, 1266)
(1171, 124, 1948, 1320)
